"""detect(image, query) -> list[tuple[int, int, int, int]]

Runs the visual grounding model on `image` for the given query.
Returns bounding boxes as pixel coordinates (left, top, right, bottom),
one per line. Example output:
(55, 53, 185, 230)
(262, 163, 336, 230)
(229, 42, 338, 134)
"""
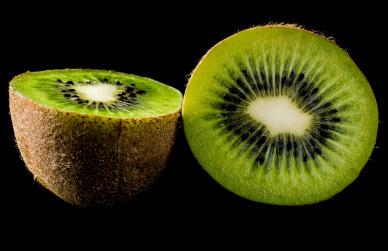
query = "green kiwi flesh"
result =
(183, 25, 378, 205)
(10, 69, 182, 207)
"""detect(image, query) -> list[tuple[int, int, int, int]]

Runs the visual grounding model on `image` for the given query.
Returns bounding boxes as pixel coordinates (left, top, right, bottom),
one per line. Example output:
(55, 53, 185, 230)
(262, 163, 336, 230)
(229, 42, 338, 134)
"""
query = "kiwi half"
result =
(9, 69, 182, 207)
(183, 25, 378, 205)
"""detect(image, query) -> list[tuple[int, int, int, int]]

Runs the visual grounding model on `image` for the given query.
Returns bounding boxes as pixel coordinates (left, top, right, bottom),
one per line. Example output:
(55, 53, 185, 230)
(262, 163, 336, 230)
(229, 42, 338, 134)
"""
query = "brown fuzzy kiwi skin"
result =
(9, 86, 180, 207)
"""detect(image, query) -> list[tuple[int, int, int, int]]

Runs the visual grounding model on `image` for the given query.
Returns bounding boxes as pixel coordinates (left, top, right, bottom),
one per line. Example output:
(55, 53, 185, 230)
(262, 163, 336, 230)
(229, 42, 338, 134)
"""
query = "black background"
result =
(0, 4, 386, 248)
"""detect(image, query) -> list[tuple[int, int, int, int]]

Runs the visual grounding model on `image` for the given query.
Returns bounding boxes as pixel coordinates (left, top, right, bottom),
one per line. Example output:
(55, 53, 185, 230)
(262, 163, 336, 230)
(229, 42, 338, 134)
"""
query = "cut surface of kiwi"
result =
(11, 69, 181, 118)
(10, 69, 182, 207)
(183, 25, 378, 205)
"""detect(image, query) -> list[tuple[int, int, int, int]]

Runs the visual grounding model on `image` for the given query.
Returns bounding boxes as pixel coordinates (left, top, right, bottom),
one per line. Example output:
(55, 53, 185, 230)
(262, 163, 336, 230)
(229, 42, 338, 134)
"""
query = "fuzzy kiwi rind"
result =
(182, 25, 378, 205)
(9, 69, 182, 207)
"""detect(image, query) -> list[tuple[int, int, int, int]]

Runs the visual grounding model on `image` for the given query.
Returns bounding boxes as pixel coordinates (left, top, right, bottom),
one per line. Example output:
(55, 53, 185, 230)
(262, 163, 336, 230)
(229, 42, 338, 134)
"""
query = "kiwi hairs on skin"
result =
(9, 69, 182, 207)
(182, 24, 378, 205)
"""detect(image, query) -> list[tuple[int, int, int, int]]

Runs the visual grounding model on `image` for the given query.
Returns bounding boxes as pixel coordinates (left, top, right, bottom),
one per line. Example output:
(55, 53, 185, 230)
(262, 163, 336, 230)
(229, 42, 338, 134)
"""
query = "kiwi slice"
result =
(9, 69, 182, 206)
(183, 25, 378, 205)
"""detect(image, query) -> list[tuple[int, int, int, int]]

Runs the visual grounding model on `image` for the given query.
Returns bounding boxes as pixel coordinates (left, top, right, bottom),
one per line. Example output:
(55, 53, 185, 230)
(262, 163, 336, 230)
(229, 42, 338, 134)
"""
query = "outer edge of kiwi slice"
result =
(9, 70, 182, 207)
(182, 24, 378, 205)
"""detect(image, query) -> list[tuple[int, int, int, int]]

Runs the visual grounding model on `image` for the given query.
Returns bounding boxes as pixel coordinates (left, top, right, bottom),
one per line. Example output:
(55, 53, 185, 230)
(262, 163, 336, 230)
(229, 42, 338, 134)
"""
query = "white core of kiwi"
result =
(75, 83, 120, 103)
(246, 96, 312, 136)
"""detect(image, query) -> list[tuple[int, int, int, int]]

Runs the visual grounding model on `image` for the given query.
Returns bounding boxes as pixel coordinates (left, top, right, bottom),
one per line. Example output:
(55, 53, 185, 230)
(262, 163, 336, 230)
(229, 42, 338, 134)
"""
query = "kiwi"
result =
(9, 69, 182, 207)
(182, 25, 378, 205)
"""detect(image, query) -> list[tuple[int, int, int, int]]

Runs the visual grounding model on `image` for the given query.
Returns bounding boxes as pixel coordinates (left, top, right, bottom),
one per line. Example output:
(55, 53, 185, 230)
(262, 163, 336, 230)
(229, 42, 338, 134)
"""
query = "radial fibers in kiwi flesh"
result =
(10, 69, 182, 207)
(183, 25, 378, 205)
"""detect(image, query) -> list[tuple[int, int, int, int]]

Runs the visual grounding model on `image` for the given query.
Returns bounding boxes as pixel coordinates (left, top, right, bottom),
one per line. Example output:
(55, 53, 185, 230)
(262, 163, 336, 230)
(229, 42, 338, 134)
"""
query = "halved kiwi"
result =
(9, 69, 182, 207)
(183, 25, 378, 205)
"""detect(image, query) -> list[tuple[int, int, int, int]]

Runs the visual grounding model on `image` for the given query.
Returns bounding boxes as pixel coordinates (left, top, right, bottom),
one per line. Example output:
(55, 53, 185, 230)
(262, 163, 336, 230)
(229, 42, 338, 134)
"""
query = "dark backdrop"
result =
(0, 4, 386, 248)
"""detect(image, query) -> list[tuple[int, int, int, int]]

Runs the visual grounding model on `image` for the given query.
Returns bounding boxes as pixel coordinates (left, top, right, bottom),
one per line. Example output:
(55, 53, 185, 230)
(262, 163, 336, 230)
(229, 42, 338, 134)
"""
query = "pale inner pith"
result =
(74, 83, 119, 103)
(247, 96, 312, 136)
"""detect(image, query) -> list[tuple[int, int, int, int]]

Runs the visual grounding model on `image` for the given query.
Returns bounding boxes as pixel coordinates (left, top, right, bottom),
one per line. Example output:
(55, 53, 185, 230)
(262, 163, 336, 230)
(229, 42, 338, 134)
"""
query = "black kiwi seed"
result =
(310, 139, 319, 149)
(319, 130, 331, 138)
(236, 78, 244, 87)
(256, 155, 265, 165)
(276, 141, 283, 152)
(241, 132, 249, 141)
(221, 104, 237, 111)
(300, 89, 308, 97)
(125, 87, 134, 93)
(57, 79, 63, 83)
(229, 86, 239, 94)
(68, 89, 75, 92)
(223, 94, 239, 103)
(289, 71, 296, 81)
(315, 148, 323, 155)
(318, 136, 326, 144)
(309, 99, 320, 108)
(136, 90, 146, 94)
(331, 117, 341, 123)
(245, 71, 254, 83)
(297, 73, 305, 82)
(116, 81, 122, 85)
(273, 73, 280, 85)
(320, 124, 334, 130)
(258, 136, 267, 145)
(307, 144, 315, 156)
(131, 83, 136, 86)
(299, 82, 308, 91)
(254, 127, 263, 135)
(66, 81, 74, 85)
(103, 78, 108, 82)
(227, 124, 236, 131)
(234, 127, 243, 135)
(129, 93, 136, 98)
(241, 68, 249, 78)
(247, 134, 257, 145)
(293, 149, 299, 158)
(63, 94, 71, 97)
(286, 141, 292, 151)
(281, 76, 289, 86)
(322, 109, 338, 116)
